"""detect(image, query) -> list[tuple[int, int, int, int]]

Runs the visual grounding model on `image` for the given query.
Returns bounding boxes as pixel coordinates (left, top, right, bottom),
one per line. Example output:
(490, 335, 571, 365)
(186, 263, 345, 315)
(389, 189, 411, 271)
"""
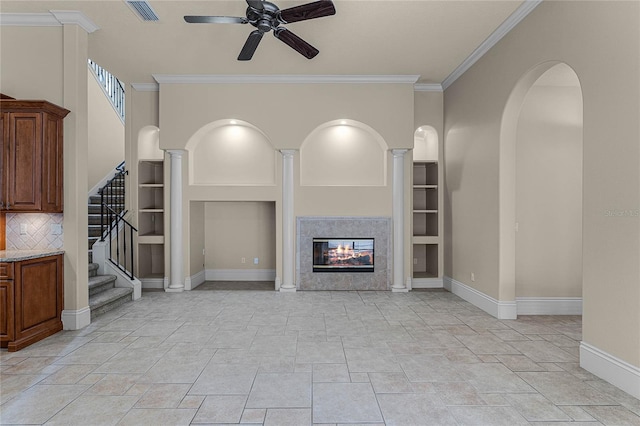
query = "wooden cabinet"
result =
(0, 262, 15, 345)
(1, 99, 69, 213)
(0, 254, 63, 351)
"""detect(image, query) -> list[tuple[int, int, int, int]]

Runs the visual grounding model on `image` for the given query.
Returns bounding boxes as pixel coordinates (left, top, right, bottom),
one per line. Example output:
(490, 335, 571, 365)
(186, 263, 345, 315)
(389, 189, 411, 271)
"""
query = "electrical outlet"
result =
(50, 224, 62, 235)
(20, 223, 28, 235)
(202, 248, 205, 255)
(254, 257, 259, 265)
(471, 272, 475, 282)
(241, 257, 246, 264)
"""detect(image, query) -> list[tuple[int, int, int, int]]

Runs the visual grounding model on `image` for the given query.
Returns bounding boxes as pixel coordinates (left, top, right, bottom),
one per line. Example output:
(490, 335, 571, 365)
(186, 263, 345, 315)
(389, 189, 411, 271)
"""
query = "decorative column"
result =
(166, 150, 185, 292)
(392, 149, 409, 292)
(280, 150, 296, 291)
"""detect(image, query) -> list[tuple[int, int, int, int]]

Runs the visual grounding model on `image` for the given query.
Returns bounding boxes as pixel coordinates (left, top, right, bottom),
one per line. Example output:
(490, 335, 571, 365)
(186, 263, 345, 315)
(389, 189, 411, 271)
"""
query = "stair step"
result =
(88, 215, 103, 225)
(90, 195, 124, 205)
(88, 204, 125, 215)
(88, 226, 103, 237)
(89, 274, 117, 297)
(88, 262, 99, 278)
(89, 287, 133, 320)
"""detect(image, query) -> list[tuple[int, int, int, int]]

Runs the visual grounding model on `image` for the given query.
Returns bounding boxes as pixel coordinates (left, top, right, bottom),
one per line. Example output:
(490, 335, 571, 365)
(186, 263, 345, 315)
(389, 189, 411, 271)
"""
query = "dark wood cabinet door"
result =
(6, 112, 42, 211)
(0, 263, 15, 346)
(12, 255, 63, 350)
(42, 113, 63, 212)
(0, 113, 5, 210)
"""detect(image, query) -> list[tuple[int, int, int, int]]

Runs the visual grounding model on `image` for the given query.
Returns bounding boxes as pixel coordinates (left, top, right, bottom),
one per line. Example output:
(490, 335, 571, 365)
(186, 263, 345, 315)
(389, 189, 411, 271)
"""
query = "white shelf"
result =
(138, 234, 164, 244)
(138, 159, 165, 279)
(412, 160, 440, 279)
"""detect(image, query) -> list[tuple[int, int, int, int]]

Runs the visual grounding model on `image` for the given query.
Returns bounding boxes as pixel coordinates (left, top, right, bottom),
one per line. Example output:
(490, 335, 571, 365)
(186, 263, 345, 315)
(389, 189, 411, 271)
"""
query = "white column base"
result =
(279, 285, 297, 292)
(165, 287, 184, 293)
(62, 307, 91, 330)
(392, 287, 409, 293)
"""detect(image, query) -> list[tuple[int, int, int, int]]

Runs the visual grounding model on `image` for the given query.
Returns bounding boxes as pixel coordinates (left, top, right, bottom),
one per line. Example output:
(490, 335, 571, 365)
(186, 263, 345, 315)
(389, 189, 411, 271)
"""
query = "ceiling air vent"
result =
(126, 1, 159, 21)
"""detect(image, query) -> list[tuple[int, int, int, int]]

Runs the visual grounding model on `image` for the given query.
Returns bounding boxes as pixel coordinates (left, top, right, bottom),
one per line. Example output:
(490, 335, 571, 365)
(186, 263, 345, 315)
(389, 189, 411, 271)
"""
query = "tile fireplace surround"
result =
(297, 217, 392, 291)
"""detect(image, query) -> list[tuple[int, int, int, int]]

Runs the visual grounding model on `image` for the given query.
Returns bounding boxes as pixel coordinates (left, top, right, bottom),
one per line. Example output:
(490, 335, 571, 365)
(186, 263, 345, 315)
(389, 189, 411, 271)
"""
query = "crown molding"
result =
(49, 10, 99, 33)
(442, 0, 543, 90)
(414, 83, 443, 92)
(0, 11, 99, 33)
(0, 13, 60, 26)
(131, 83, 160, 92)
(152, 74, 420, 85)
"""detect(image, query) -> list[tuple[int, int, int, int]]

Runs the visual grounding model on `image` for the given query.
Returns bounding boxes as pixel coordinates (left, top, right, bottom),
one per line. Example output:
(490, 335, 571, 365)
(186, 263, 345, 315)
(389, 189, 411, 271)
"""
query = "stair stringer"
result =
(92, 239, 142, 300)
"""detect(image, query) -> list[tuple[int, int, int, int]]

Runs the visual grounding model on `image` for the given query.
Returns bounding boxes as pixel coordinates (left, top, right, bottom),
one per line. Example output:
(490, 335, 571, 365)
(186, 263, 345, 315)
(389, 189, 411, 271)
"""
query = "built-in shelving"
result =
(412, 160, 441, 285)
(137, 160, 165, 280)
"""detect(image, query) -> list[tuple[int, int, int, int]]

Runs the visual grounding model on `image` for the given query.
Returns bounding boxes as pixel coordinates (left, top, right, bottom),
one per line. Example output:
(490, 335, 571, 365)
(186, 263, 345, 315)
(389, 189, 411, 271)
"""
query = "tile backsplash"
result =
(5, 213, 64, 250)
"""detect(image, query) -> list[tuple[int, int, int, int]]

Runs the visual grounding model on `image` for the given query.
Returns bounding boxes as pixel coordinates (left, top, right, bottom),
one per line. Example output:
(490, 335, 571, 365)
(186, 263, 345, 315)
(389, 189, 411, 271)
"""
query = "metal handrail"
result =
(97, 162, 137, 280)
(101, 204, 138, 280)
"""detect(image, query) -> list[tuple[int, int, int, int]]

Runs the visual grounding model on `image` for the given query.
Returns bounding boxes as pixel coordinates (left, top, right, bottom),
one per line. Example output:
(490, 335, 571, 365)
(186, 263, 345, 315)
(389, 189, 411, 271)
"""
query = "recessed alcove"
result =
(186, 119, 276, 186)
(300, 120, 388, 187)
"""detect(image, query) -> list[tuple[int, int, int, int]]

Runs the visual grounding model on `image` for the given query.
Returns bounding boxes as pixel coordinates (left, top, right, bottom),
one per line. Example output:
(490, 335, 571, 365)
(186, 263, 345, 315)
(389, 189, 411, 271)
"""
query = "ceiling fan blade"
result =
(238, 30, 264, 61)
(246, 0, 265, 11)
(278, 0, 336, 24)
(184, 16, 248, 24)
(273, 27, 319, 59)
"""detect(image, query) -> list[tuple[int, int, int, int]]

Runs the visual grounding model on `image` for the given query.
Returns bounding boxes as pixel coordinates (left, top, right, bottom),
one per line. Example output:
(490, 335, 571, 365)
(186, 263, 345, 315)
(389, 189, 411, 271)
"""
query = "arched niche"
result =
(138, 125, 162, 160)
(185, 119, 276, 185)
(414, 125, 438, 162)
(300, 119, 388, 186)
(499, 61, 583, 310)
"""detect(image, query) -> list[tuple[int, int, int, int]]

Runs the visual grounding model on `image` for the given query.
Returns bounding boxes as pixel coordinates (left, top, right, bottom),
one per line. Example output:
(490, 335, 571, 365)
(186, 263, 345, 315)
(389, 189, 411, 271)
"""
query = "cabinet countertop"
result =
(0, 249, 64, 262)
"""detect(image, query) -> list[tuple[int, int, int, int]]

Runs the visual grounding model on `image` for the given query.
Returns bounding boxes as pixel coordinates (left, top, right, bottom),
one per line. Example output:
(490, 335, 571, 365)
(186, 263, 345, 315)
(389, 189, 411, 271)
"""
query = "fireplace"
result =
(313, 238, 374, 272)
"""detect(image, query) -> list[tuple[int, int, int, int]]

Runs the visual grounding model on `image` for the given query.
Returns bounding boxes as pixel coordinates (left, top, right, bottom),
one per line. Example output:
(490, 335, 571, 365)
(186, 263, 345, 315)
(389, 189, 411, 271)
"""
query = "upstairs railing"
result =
(88, 59, 125, 123)
(99, 162, 137, 280)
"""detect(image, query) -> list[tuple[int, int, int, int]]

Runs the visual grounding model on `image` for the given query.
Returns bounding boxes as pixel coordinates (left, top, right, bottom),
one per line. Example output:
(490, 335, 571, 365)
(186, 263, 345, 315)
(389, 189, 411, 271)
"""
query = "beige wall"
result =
(204, 201, 276, 271)
(516, 80, 583, 298)
(159, 82, 414, 282)
(189, 201, 205, 276)
(444, 1, 639, 367)
(0, 27, 63, 102)
(0, 24, 91, 323)
(88, 71, 125, 190)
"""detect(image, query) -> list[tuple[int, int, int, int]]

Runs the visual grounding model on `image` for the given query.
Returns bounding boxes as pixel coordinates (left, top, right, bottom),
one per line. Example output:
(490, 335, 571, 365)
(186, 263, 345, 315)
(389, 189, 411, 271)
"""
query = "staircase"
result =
(88, 166, 135, 319)
(88, 263, 133, 320)
(88, 172, 125, 263)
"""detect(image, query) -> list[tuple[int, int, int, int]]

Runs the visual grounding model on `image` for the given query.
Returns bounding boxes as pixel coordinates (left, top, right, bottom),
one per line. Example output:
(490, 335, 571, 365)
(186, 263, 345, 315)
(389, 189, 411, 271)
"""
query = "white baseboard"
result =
(516, 297, 582, 315)
(580, 341, 640, 399)
(185, 270, 206, 290)
(443, 276, 517, 319)
(62, 306, 91, 330)
(140, 277, 165, 289)
(412, 277, 444, 289)
(205, 269, 276, 282)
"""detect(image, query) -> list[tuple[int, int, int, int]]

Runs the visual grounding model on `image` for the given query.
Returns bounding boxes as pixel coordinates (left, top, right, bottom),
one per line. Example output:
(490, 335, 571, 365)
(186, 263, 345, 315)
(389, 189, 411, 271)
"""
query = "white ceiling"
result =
(1, 1, 529, 84)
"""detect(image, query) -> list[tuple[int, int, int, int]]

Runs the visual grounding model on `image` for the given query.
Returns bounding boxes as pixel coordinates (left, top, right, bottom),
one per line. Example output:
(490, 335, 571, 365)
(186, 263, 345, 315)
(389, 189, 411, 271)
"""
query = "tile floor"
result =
(1, 287, 639, 425)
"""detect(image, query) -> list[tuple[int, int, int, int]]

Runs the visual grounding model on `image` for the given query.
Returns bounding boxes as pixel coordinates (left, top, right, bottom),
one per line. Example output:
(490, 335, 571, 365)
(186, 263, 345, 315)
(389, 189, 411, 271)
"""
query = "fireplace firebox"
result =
(312, 238, 374, 272)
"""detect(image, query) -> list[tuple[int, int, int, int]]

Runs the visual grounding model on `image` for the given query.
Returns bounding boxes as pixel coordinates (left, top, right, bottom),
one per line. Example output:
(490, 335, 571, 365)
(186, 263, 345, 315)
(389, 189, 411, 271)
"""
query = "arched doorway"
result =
(500, 62, 583, 316)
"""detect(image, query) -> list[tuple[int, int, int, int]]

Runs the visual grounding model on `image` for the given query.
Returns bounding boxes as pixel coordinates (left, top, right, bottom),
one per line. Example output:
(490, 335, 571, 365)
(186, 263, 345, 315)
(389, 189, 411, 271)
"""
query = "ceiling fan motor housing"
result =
(247, 2, 280, 32)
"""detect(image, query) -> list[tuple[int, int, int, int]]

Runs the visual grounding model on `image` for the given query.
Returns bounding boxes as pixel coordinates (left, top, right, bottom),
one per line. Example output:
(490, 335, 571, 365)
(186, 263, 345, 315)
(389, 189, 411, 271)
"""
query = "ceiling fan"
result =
(184, 0, 336, 61)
